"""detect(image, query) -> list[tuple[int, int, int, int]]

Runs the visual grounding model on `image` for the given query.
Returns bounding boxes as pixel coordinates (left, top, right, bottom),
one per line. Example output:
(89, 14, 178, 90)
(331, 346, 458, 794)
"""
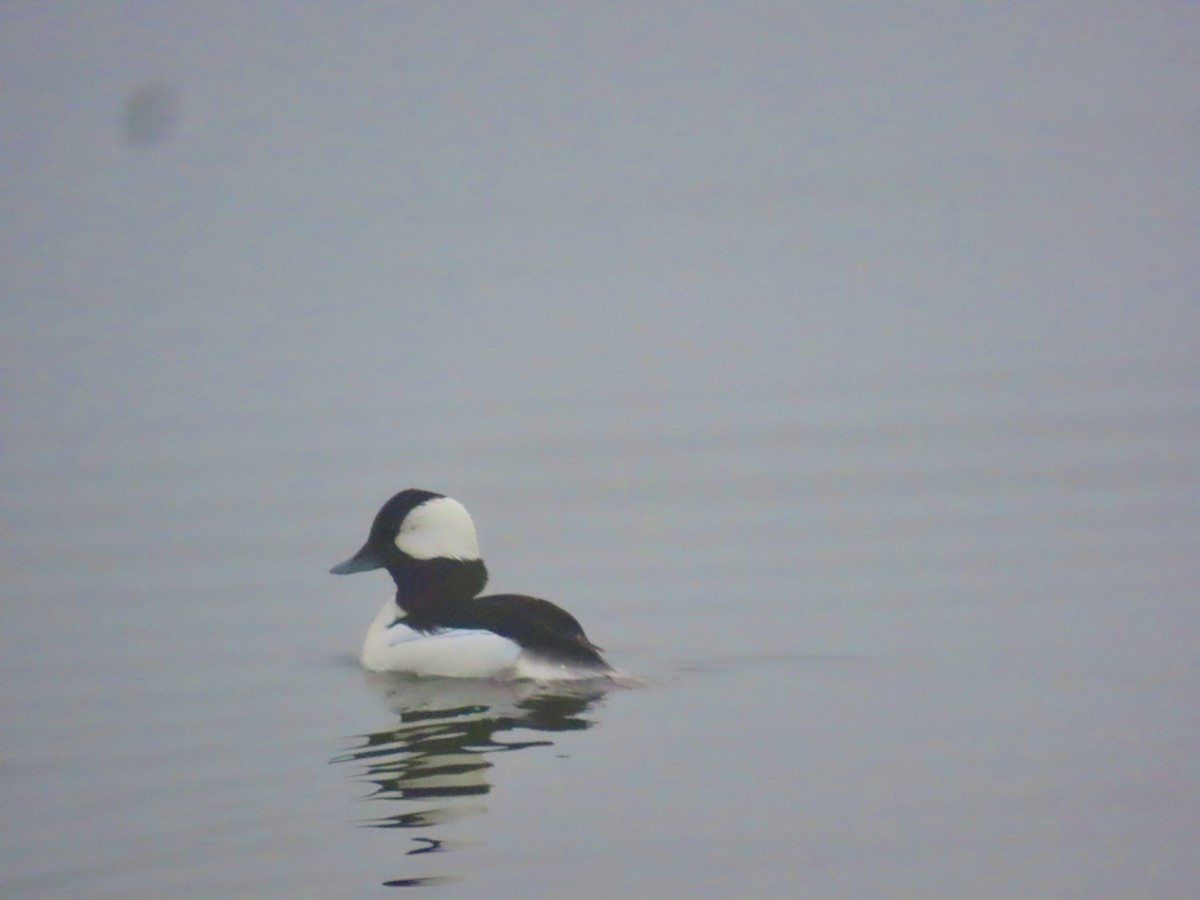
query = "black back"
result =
(468, 593, 608, 668)
(402, 592, 609, 669)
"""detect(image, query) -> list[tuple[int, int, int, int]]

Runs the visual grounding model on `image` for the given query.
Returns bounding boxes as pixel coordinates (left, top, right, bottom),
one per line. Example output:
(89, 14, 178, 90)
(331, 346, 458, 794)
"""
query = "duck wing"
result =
(469, 594, 608, 668)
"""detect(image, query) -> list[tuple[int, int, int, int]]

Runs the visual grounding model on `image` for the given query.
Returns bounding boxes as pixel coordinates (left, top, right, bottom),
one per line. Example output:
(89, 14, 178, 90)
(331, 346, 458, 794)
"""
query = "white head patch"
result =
(394, 496, 481, 561)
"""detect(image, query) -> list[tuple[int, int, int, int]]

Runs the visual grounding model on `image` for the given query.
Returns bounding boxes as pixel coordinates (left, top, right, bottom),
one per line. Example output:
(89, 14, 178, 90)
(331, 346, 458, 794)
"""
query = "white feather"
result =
(360, 601, 519, 677)
(394, 496, 480, 561)
(359, 600, 616, 681)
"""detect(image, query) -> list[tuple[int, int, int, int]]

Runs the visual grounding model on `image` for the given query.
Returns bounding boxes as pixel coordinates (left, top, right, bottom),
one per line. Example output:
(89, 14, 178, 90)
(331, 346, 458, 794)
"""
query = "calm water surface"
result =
(4, 369, 1197, 898)
(3, 3, 1198, 897)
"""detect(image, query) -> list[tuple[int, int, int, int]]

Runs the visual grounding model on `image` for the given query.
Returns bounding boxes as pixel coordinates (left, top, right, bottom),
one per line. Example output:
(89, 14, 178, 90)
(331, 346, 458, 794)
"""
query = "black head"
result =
(330, 488, 485, 575)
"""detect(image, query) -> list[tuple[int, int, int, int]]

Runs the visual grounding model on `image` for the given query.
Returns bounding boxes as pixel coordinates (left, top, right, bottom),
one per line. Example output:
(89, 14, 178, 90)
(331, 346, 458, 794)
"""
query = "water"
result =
(5, 369, 1196, 897)
(3, 3, 1198, 897)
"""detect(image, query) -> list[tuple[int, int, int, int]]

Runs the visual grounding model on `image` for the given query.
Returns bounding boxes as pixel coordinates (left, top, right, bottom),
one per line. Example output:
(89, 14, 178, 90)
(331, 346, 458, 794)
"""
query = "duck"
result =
(330, 488, 612, 680)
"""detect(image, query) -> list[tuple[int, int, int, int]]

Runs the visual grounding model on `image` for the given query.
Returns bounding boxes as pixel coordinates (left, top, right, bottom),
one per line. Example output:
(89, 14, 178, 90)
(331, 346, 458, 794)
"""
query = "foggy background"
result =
(2, 3, 1197, 897)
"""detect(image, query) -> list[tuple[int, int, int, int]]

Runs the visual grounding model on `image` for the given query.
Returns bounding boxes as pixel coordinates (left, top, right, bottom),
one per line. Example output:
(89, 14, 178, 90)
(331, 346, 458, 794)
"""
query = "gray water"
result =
(3, 4, 1198, 898)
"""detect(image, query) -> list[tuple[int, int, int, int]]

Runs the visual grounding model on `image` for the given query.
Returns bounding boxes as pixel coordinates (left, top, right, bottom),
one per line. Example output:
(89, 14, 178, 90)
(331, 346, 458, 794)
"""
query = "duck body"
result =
(331, 489, 611, 681)
(359, 603, 522, 678)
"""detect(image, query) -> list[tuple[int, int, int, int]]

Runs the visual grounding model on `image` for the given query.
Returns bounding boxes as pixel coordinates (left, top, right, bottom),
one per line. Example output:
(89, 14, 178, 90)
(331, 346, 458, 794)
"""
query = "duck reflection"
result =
(331, 673, 611, 888)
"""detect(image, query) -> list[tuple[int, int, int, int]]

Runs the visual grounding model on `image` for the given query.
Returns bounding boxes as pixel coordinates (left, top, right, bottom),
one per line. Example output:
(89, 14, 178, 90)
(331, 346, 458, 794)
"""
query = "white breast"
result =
(360, 600, 520, 677)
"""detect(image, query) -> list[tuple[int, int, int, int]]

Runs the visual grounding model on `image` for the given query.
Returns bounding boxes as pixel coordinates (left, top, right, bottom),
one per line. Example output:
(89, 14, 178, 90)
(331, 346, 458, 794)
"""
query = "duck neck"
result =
(385, 557, 488, 625)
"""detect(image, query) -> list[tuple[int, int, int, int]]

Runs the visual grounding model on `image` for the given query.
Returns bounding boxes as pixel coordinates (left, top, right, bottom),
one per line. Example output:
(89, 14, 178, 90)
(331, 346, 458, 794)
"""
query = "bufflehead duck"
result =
(330, 489, 611, 680)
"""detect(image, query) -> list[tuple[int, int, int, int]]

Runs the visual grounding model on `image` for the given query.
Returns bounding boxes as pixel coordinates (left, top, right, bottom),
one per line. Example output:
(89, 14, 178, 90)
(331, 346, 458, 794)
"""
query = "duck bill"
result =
(329, 544, 385, 575)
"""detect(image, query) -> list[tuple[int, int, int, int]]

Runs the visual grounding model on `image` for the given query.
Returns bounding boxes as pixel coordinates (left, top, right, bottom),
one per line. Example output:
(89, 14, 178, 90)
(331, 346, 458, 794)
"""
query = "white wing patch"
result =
(394, 496, 481, 561)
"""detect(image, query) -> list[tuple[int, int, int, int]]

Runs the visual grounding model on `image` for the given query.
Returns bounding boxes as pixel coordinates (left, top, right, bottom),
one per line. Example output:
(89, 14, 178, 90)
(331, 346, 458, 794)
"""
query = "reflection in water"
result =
(331, 674, 612, 889)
